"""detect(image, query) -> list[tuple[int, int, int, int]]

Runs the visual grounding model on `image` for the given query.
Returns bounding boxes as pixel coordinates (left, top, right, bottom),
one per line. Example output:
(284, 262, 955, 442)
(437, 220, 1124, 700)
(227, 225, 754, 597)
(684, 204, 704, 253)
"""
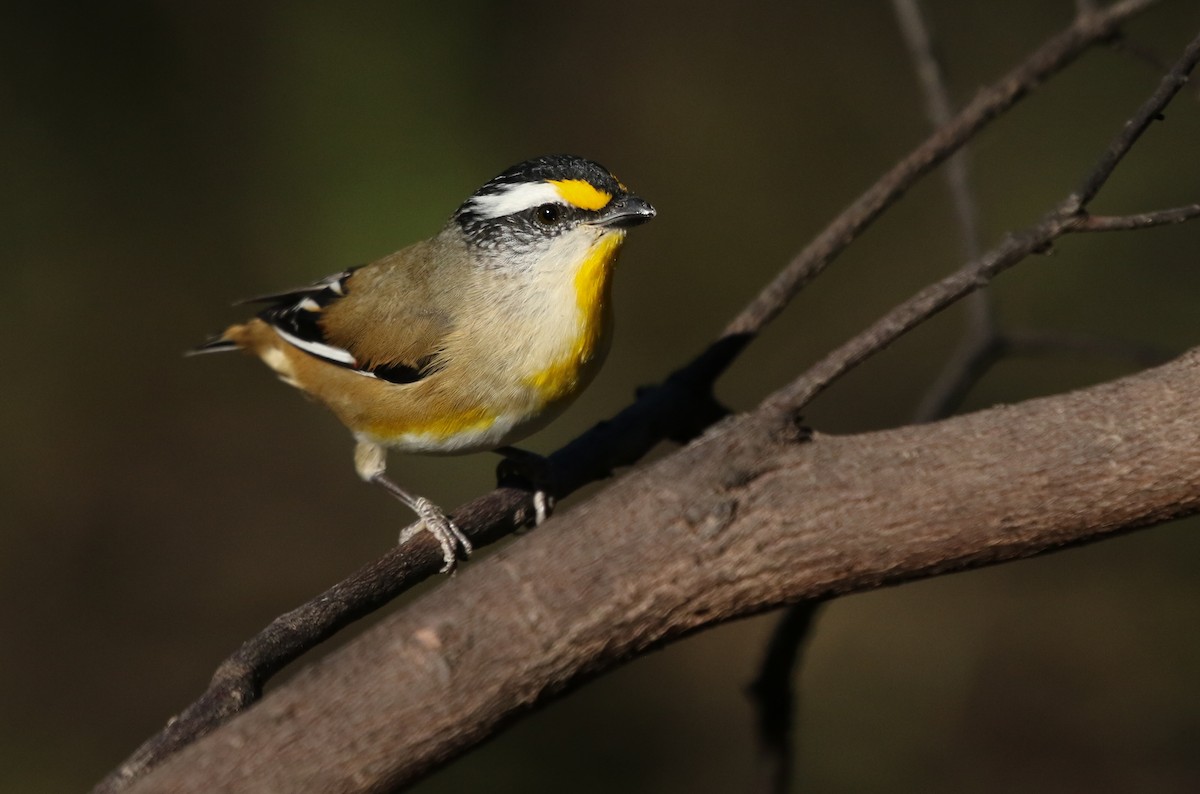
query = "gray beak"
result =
(593, 194, 657, 229)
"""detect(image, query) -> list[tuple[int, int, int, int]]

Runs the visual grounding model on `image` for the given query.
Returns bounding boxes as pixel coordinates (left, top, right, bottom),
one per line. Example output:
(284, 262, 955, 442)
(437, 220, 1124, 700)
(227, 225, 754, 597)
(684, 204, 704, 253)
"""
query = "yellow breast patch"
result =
(525, 232, 624, 402)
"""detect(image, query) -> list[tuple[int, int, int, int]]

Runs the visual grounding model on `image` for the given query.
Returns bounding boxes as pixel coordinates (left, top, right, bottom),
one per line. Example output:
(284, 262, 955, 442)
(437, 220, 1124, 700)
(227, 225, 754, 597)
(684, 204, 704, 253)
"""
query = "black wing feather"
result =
(251, 267, 431, 385)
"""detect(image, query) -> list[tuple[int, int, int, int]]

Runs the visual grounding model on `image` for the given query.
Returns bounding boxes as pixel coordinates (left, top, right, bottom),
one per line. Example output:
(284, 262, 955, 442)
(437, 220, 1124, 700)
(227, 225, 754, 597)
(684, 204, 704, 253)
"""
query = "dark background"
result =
(3, 2, 1200, 791)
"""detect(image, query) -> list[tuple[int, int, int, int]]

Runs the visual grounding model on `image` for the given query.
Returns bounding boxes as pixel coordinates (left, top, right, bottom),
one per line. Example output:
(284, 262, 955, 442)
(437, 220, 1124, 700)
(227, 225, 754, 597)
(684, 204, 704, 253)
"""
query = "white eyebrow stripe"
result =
(467, 182, 563, 219)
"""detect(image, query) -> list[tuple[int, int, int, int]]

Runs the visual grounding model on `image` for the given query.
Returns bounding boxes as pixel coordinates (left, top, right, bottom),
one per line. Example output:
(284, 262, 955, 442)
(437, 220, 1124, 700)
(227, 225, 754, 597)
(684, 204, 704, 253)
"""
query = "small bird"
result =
(194, 155, 655, 571)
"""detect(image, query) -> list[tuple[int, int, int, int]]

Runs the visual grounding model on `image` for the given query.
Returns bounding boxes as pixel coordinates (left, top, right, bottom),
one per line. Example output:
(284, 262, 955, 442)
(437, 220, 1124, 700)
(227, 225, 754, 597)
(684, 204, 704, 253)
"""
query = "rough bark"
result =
(126, 348, 1200, 793)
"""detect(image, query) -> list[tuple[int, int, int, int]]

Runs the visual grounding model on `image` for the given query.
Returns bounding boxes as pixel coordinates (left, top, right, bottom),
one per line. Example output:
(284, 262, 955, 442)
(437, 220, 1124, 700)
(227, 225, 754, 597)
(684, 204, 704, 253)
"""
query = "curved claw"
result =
(374, 473, 472, 574)
(398, 498, 472, 574)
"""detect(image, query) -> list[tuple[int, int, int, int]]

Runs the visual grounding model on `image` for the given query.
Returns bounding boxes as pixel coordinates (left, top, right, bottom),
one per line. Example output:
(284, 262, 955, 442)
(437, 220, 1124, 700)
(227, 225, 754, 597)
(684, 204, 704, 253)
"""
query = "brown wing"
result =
(257, 239, 456, 384)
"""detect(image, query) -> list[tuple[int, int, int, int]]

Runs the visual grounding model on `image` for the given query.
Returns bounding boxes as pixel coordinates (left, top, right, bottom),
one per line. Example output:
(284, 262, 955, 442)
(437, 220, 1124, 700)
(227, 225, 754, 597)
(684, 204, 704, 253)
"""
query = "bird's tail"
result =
(186, 333, 240, 356)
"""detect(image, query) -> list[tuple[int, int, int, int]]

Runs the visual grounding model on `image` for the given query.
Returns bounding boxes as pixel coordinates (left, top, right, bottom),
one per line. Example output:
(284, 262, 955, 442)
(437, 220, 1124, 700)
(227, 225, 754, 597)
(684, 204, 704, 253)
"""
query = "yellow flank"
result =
(367, 403, 496, 440)
(525, 232, 624, 402)
(550, 179, 612, 211)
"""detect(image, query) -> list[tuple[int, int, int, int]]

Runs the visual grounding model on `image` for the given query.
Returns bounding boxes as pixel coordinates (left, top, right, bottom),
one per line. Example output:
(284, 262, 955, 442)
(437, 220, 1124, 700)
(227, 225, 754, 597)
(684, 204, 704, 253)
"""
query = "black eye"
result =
(535, 203, 562, 225)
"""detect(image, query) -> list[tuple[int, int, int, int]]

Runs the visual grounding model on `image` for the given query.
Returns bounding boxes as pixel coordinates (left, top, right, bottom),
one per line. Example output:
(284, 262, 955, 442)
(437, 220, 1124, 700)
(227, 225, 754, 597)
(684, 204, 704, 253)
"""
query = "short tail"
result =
(186, 334, 240, 356)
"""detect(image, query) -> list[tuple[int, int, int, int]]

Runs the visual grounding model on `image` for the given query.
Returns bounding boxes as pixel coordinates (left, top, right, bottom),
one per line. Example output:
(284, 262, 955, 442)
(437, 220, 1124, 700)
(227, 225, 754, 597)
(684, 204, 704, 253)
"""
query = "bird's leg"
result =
(354, 439, 470, 573)
(494, 446, 555, 527)
(371, 474, 472, 573)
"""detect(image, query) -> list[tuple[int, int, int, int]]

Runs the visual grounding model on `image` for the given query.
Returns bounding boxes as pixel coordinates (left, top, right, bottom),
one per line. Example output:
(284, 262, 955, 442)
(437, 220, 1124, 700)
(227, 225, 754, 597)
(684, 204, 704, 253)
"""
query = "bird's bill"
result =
(591, 194, 656, 229)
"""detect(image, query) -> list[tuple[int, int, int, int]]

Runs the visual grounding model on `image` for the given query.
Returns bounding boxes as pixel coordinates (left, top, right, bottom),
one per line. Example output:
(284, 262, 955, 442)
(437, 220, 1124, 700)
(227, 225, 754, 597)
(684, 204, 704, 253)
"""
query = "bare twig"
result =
(900, 0, 994, 424)
(93, 5, 1169, 793)
(1088, 0, 1200, 102)
(892, 0, 985, 263)
(1004, 329, 1172, 366)
(748, 602, 821, 794)
(1071, 56, 1198, 209)
(767, 29, 1200, 417)
(723, 0, 1156, 339)
(914, 327, 1174, 418)
(1072, 204, 1200, 230)
(1009, 328, 1172, 368)
(906, 3, 1200, 423)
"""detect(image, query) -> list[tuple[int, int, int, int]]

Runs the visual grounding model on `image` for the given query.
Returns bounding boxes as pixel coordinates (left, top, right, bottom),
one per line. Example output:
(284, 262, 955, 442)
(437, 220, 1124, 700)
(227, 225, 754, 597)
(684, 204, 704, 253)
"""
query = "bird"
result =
(193, 154, 656, 571)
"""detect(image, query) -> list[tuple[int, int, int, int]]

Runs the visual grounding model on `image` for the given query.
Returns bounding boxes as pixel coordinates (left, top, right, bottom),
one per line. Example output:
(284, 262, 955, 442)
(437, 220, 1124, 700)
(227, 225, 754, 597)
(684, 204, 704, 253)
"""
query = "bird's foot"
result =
(372, 471, 472, 574)
(398, 497, 473, 574)
(495, 447, 557, 528)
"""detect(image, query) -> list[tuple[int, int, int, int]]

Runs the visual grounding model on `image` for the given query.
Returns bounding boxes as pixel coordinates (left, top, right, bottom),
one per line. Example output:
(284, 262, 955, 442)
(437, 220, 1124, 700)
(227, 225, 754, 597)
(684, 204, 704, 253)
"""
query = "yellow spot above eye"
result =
(549, 179, 612, 211)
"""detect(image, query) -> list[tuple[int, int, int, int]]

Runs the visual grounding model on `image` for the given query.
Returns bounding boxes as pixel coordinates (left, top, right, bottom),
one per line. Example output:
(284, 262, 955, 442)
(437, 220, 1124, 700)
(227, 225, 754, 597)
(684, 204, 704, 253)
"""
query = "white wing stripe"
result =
(274, 326, 357, 366)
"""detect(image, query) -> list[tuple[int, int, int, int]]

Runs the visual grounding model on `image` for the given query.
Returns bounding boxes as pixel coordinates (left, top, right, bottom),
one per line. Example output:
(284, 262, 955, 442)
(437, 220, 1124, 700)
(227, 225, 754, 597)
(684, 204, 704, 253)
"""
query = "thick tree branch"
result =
(125, 347, 1200, 793)
(93, 3, 1174, 792)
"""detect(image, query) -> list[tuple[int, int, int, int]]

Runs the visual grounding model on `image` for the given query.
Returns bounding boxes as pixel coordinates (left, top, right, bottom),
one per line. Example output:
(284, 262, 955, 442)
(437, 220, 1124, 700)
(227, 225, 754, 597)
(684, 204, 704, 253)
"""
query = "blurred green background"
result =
(3, 2, 1200, 791)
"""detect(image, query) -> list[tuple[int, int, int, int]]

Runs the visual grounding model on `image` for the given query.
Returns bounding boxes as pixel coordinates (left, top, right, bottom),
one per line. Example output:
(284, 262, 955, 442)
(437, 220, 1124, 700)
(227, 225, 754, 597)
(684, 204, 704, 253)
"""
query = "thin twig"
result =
(1072, 204, 1200, 230)
(1101, 23, 1200, 101)
(1071, 45, 1198, 209)
(93, 5, 1168, 793)
(767, 29, 1200, 417)
(896, 0, 996, 424)
(723, 0, 1156, 339)
(892, 0, 985, 263)
(748, 603, 821, 794)
(912, 7, 1195, 422)
(915, 328, 1173, 414)
(1005, 329, 1173, 367)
